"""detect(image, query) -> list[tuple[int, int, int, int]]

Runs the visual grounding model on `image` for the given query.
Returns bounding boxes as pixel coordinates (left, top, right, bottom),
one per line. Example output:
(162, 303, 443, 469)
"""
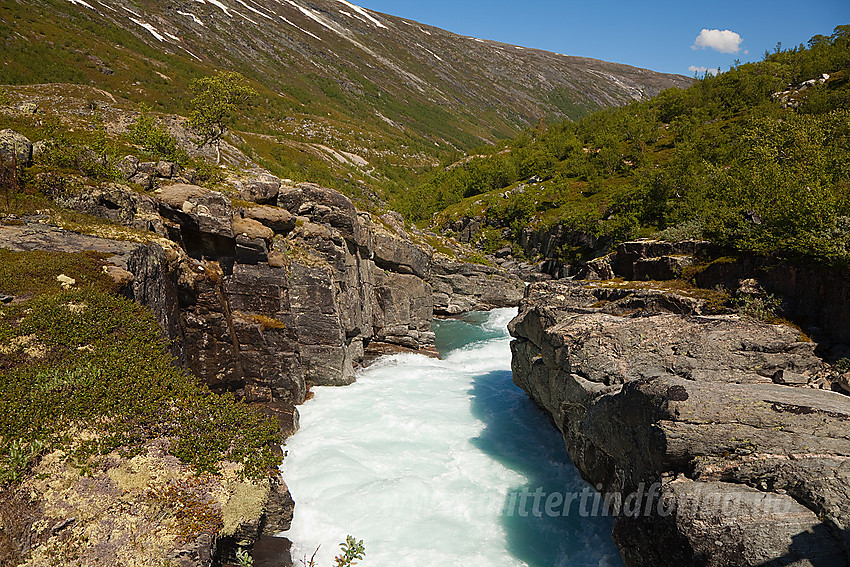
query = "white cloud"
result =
(691, 29, 743, 54)
(689, 65, 721, 76)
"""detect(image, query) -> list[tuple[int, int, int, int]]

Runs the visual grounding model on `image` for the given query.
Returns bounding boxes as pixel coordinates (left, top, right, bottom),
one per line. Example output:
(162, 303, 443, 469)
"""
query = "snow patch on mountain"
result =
(418, 45, 442, 62)
(176, 10, 205, 26)
(332, 0, 386, 29)
(234, 0, 274, 20)
(129, 17, 166, 41)
(285, 0, 338, 34)
(118, 3, 141, 17)
(281, 16, 321, 40)
(94, 1, 117, 13)
(195, 0, 233, 18)
(66, 0, 95, 9)
(182, 47, 202, 60)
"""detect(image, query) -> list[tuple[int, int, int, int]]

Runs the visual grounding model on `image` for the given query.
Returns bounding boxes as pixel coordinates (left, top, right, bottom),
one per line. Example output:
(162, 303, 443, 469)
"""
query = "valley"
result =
(1, 2, 849, 566)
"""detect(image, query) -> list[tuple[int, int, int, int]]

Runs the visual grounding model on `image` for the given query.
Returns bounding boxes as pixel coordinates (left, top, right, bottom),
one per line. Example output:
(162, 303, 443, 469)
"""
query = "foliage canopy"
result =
(189, 71, 258, 163)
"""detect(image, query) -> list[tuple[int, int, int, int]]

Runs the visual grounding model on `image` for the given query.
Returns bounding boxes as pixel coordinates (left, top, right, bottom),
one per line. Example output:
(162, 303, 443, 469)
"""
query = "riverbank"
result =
(509, 278, 850, 566)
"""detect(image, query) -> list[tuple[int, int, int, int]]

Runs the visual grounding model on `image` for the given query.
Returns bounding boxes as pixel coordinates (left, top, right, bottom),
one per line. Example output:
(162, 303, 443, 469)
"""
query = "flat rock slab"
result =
(0, 221, 143, 268)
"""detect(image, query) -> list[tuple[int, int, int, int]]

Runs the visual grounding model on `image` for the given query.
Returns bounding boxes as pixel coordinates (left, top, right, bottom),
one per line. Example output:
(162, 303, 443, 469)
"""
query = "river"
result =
(281, 308, 622, 567)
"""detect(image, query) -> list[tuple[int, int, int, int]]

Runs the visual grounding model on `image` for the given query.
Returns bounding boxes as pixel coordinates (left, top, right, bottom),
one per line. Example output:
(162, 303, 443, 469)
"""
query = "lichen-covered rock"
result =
(56, 183, 159, 231)
(156, 160, 176, 178)
(243, 205, 296, 234)
(509, 279, 850, 566)
(233, 216, 274, 241)
(0, 129, 33, 166)
(277, 183, 365, 247)
(116, 155, 140, 179)
(130, 172, 153, 190)
(157, 184, 234, 239)
(3, 440, 277, 567)
(239, 173, 281, 205)
(584, 254, 614, 280)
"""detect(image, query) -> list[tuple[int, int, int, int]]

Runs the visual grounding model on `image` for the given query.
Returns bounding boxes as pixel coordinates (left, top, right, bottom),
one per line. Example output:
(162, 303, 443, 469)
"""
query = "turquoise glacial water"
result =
(281, 308, 622, 567)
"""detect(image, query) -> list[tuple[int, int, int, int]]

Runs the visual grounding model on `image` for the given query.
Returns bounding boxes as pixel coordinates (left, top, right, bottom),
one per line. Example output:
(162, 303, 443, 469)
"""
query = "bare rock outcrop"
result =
(509, 279, 850, 567)
(431, 256, 525, 315)
(7, 165, 525, 403)
(0, 129, 33, 166)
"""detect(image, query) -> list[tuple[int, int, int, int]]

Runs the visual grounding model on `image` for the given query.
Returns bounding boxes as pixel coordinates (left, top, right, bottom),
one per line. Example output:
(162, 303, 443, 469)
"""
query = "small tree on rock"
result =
(188, 71, 257, 164)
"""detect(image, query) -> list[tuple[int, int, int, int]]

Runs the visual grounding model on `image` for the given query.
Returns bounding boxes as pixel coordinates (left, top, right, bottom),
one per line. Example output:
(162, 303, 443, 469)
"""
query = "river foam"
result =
(282, 308, 622, 567)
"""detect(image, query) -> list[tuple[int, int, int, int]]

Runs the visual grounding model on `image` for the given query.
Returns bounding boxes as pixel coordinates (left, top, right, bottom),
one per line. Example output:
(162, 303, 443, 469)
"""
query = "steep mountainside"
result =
(1, 0, 691, 169)
(428, 28, 850, 266)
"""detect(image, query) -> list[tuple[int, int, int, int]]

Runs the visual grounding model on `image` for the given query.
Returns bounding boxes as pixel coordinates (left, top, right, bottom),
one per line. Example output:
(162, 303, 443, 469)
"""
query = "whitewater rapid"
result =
(281, 308, 622, 567)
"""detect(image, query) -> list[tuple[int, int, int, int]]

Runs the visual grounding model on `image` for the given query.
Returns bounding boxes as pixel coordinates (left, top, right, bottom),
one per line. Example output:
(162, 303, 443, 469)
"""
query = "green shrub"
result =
(35, 116, 122, 181)
(126, 104, 189, 164)
(0, 251, 280, 483)
(301, 536, 365, 567)
(235, 548, 254, 567)
(418, 28, 850, 264)
(474, 226, 505, 253)
(334, 536, 365, 567)
(735, 293, 781, 322)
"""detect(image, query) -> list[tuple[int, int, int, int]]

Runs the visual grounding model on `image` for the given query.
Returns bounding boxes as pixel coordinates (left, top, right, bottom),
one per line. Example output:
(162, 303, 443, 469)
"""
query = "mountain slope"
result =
(429, 27, 850, 265)
(1, 0, 691, 161)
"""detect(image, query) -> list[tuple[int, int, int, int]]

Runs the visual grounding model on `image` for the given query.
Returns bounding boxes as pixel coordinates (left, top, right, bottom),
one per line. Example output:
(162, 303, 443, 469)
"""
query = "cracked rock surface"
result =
(509, 280, 850, 567)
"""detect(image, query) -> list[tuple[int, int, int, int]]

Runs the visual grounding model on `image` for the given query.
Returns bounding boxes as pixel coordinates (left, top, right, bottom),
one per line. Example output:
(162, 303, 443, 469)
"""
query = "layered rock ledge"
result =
(509, 279, 850, 566)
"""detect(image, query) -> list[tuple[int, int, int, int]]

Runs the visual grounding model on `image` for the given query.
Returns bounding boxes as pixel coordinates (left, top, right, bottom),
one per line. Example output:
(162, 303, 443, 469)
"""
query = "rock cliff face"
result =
(8, 165, 525, 421)
(509, 279, 850, 566)
(1, 134, 526, 566)
(149, 179, 524, 403)
(578, 239, 850, 348)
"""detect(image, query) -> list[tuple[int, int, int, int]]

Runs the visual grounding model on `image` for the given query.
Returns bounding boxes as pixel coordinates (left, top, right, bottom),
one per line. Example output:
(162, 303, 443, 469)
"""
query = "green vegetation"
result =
(235, 548, 254, 567)
(0, 0, 632, 210)
(334, 536, 366, 567)
(189, 71, 258, 164)
(424, 26, 850, 265)
(735, 293, 782, 322)
(124, 105, 222, 184)
(126, 104, 189, 164)
(301, 536, 365, 567)
(35, 114, 122, 181)
(0, 249, 280, 485)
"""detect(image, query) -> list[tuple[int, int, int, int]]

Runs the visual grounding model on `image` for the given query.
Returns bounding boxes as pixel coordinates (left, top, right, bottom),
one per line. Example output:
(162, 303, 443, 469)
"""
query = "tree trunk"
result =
(215, 142, 221, 165)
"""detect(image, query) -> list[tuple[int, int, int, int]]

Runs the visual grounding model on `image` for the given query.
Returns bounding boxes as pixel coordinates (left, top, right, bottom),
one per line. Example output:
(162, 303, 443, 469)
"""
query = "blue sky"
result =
(357, 0, 849, 76)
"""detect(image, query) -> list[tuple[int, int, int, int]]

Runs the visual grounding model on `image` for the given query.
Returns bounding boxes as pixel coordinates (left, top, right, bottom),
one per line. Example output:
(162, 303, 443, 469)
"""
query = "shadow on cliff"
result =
(467, 368, 622, 567)
(756, 523, 850, 567)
